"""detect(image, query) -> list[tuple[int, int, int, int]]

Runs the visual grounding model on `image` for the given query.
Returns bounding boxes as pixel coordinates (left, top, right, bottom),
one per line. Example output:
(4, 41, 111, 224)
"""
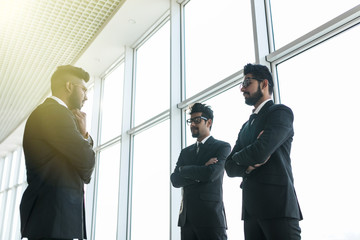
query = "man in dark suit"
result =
(171, 103, 231, 240)
(225, 63, 302, 240)
(20, 65, 95, 240)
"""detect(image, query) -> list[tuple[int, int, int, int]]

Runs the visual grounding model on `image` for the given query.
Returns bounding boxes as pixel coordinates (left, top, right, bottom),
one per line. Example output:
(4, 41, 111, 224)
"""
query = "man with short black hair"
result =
(20, 65, 95, 240)
(171, 103, 231, 240)
(225, 63, 303, 240)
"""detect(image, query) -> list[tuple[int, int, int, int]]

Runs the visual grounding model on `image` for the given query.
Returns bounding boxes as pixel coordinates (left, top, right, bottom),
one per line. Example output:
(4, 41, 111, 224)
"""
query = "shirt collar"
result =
(198, 135, 211, 145)
(50, 96, 68, 109)
(253, 99, 272, 114)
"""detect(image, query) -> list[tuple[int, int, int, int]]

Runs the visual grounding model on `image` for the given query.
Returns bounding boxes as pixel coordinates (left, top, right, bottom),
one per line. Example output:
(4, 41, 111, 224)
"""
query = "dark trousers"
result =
(244, 217, 301, 240)
(181, 223, 227, 240)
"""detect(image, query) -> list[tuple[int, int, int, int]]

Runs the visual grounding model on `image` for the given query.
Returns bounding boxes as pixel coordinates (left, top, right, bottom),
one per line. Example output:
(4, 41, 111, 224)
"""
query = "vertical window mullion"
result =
(170, 0, 183, 239)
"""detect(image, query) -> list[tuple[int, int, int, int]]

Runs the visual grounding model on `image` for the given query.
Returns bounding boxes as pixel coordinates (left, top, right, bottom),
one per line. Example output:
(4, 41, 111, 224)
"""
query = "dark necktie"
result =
(249, 113, 257, 126)
(196, 142, 202, 154)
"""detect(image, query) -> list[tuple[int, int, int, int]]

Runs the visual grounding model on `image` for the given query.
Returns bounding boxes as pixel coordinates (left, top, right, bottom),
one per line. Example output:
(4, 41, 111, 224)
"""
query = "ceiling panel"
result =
(0, 0, 125, 154)
(0, 0, 171, 157)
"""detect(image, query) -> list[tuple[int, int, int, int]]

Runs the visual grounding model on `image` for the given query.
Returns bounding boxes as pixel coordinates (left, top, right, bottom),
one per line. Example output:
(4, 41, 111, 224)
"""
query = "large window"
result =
(99, 63, 124, 144)
(183, 0, 254, 98)
(276, 24, 360, 239)
(270, 0, 359, 49)
(134, 21, 170, 125)
(0, 149, 25, 240)
(1, 2, 359, 240)
(131, 120, 170, 240)
(94, 142, 121, 239)
(94, 62, 124, 238)
(130, 19, 171, 240)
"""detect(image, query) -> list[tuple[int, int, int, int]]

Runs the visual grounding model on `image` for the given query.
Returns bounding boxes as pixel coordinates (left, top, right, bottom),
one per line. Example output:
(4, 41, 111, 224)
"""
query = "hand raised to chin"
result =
(71, 109, 88, 138)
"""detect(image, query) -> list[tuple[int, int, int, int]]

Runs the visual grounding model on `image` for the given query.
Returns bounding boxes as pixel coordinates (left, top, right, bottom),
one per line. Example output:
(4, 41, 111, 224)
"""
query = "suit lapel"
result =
(240, 101, 274, 145)
(196, 136, 214, 163)
(199, 136, 214, 153)
(256, 100, 273, 119)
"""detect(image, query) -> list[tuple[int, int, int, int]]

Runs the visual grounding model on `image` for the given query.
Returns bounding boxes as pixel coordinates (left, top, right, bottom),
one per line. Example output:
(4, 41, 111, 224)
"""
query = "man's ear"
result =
(65, 82, 72, 93)
(262, 79, 269, 89)
(207, 119, 213, 128)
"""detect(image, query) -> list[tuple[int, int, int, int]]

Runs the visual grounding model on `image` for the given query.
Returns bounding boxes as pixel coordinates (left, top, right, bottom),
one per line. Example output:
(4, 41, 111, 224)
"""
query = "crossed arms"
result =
(171, 143, 230, 188)
(225, 107, 293, 177)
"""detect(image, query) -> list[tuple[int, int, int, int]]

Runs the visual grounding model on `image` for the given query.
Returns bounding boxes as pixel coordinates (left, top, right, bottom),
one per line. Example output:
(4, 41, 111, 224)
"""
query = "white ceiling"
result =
(0, 0, 170, 157)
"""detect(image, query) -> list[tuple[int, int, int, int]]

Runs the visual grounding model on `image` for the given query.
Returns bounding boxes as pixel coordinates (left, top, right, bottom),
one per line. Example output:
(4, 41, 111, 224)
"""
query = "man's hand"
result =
(246, 158, 269, 173)
(257, 130, 264, 139)
(255, 130, 270, 166)
(245, 166, 256, 174)
(71, 109, 88, 138)
(205, 157, 218, 166)
(246, 130, 270, 173)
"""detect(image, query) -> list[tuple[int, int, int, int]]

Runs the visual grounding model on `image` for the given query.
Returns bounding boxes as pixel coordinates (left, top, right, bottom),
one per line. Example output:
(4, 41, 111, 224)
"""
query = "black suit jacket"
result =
(171, 136, 231, 228)
(20, 98, 95, 239)
(225, 100, 302, 220)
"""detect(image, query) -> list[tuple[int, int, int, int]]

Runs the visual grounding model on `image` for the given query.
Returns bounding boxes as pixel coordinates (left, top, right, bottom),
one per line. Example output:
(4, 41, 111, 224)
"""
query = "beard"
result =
(245, 85, 263, 106)
(191, 127, 199, 138)
(68, 91, 83, 110)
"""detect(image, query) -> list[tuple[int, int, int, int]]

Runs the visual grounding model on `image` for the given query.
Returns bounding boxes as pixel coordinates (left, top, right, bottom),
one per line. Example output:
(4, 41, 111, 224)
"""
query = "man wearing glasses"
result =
(171, 103, 231, 240)
(20, 65, 95, 240)
(225, 63, 302, 240)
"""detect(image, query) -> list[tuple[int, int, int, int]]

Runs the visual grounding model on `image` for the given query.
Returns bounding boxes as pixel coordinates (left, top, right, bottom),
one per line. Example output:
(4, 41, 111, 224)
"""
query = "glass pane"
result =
(1, 190, 11, 240)
(131, 120, 170, 239)
(0, 158, 4, 189)
(134, 22, 170, 125)
(185, 87, 253, 240)
(10, 186, 24, 240)
(0, 192, 3, 234)
(82, 86, 94, 136)
(277, 25, 360, 239)
(100, 63, 124, 143)
(18, 151, 26, 184)
(270, 0, 359, 49)
(184, 0, 254, 98)
(94, 142, 121, 239)
(8, 151, 18, 187)
(0, 156, 10, 191)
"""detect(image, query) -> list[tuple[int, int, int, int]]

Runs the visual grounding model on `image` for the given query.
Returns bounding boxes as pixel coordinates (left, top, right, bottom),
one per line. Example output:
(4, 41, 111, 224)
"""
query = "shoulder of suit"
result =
(209, 137, 230, 147)
(37, 98, 69, 112)
(182, 142, 196, 151)
(255, 103, 293, 121)
(264, 104, 294, 121)
(43, 98, 65, 107)
(268, 103, 293, 113)
(30, 98, 72, 122)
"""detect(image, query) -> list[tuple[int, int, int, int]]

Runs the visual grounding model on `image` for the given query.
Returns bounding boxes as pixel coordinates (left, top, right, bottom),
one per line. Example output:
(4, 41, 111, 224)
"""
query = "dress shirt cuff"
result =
(84, 133, 94, 147)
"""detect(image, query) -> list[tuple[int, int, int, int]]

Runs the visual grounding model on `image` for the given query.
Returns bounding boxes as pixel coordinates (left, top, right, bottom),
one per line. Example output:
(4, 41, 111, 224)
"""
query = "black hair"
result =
(189, 103, 213, 130)
(244, 63, 274, 95)
(51, 65, 89, 93)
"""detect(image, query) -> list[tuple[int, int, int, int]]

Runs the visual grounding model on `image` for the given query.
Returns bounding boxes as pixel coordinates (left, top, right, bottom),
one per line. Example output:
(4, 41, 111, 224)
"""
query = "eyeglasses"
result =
(71, 83, 88, 94)
(239, 77, 271, 88)
(186, 116, 208, 125)
(239, 78, 262, 88)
